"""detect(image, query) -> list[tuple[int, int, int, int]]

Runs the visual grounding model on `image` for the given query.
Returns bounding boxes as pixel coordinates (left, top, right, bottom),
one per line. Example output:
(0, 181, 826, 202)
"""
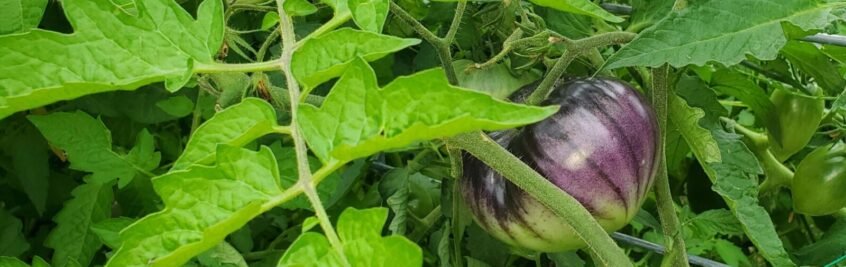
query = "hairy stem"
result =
(724, 119, 795, 191)
(448, 132, 633, 267)
(275, 0, 347, 263)
(295, 11, 352, 48)
(446, 145, 465, 267)
(651, 66, 689, 267)
(526, 32, 635, 105)
(194, 59, 283, 73)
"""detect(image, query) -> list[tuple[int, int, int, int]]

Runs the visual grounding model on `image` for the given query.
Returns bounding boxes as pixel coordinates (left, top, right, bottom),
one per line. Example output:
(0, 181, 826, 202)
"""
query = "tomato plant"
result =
(1, 0, 846, 267)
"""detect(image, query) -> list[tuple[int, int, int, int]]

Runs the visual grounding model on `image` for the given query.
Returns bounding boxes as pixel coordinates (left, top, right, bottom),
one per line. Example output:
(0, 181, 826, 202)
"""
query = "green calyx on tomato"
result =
(792, 142, 846, 216)
(766, 88, 825, 162)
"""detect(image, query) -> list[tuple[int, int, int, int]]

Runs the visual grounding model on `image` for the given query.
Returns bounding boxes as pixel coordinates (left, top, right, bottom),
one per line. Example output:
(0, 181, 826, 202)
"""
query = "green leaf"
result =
(210, 73, 251, 109)
(0, 257, 29, 267)
(668, 95, 720, 164)
(628, 0, 673, 32)
(291, 28, 420, 89)
(285, 0, 318, 16)
(0, 0, 48, 34)
(91, 217, 136, 249)
(28, 112, 160, 186)
(686, 209, 744, 238)
(196, 242, 248, 267)
(261, 12, 280, 30)
(45, 180, 113, 267)
(348, 0, 389, 33)
(1, 122, 50, 214)
(605, 1, 844, 69)
(542, 9, 593, 39)
(713, 238, 751, 267)
(0, 0, 224, 119)
(106, 145, 285, 267)
(453, 60, 541, 99)
(795, 219, 846, 265)
(299, 58, 558, 163)
(72, 84, 195, 124)
(781, 40, 846, 95)
(321, 0, 350, 15)
(172, 98, 277, 170)
(272, 144, 343, 211)
(527, 0, 622, 23)
(155, 95, 195, 117)
(710, 69, 779, 142)
(675, 78, 794, 267)
(0, 209, 29, 257)
(277, 207, 422, 267)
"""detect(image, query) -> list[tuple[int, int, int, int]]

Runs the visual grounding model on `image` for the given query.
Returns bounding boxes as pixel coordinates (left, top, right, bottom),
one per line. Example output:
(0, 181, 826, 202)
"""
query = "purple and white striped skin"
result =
(461, 78, 660, 252)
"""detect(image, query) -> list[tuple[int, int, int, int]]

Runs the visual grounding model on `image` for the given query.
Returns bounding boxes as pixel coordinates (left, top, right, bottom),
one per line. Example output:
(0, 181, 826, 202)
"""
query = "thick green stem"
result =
(389, 2, 441, 45)
(443, 0, 467, 44)
(390, 0, 467, 84)
(446, 145, 464, 267)
(448, 132, 632, 267)
(275, 0, 347, 263)
(194, 59, 283, 73)
(525, 32, 636, 105)
(651, 66, 689, 267)
(726, 120, 795, 192)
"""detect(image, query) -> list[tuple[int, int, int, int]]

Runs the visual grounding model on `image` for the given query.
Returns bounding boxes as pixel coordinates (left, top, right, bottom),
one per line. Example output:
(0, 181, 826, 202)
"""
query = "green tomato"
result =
(792, 142, 846, 216)
(767, 88, 824, 162)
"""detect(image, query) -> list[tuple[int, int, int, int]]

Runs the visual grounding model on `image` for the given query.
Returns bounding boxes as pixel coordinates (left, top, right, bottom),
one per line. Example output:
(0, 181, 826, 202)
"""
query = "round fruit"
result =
(460, 78, 660, 252)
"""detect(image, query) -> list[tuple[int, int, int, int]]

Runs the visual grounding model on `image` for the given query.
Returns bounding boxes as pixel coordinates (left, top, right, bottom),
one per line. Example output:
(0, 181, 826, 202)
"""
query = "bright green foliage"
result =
(0, 0, 48, 34)
(172, 98, 277, 170)
(0, 256, 50, 267)
(675, 78, 793, 266)
(196, 242, 248, 267)
(45, 180, 113, 267)
(668, 96, 720, 164)
(272, 144, 344, 211)
(28, 112, 160, 186)
(298, 58, 558, 163)
(91, 217, 136, 249)
(0, 209, 29, 257)
(605, 0, 844, 69)
(781, 41, 846, 95)
(710, 69, 780, 143)
(291, 28, 420, 89)
(526, 0, 622, 23)
(285, 0, 318, 16)
(348, 0, 389, 33)
(453, 60, 541, 99)
(277, 207, 422, 267)
(0, 0, 224, 119)
(106, 145, 285, 267)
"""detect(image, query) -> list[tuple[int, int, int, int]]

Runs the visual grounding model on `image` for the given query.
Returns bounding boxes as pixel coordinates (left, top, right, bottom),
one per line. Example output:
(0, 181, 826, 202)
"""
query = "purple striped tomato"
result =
(461, 78, 660, 252)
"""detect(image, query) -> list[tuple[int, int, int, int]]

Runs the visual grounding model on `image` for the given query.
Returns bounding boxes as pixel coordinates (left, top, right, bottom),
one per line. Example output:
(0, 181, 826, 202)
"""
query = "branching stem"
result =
(274, 0, 347, 264)
(525, 32, 635, 105)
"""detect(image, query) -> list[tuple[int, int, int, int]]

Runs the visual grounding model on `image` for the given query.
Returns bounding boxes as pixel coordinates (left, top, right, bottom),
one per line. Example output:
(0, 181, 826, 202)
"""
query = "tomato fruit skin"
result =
(767, 88, 824, 162)
(792, 142, 846, 216)
(460, 78, 659, 252)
